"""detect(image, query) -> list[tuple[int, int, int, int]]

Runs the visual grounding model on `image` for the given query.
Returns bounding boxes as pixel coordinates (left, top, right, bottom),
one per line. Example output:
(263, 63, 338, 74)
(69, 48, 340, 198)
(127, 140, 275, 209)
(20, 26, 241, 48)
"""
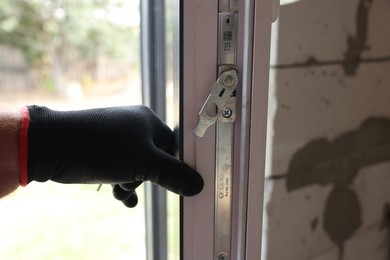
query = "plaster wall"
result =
(263, 0, 390, 259)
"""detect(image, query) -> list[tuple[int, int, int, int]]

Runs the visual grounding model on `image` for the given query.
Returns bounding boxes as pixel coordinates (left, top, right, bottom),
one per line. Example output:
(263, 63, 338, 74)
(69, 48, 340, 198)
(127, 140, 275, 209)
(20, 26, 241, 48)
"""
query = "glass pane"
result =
(0, 0, 145, 259)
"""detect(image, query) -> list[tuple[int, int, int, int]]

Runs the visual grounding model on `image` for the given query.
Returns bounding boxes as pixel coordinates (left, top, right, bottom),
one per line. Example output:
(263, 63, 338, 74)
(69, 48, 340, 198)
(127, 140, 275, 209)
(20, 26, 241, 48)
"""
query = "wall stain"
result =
(343, 0, 372, 75)
(323, 186, 361, 260)
(381, 203, 390, 260)
(311, 216, 319, 232)
(274, 117, 390, 259)
(286, 117, 390, 191)
(272, 55, 390, 72)
(271, 0, 390, 77)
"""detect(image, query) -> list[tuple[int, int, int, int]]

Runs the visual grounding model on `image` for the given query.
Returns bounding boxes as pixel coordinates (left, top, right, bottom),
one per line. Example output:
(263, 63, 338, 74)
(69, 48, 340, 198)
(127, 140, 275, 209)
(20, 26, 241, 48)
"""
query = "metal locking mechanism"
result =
(194, 1, 238, 259)
(194, 68, 238, 138)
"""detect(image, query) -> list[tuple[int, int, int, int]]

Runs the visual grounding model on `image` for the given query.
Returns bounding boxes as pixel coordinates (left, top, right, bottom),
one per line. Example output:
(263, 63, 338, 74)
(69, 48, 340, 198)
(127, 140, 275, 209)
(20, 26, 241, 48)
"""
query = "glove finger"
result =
(112, 184, 139, 208)
(153, 123, 175, 155)
(112, 184, 132, 201)
(122, 192, 139, 208)
(148, 149, 204, 196)
(119, 181, 143, 192)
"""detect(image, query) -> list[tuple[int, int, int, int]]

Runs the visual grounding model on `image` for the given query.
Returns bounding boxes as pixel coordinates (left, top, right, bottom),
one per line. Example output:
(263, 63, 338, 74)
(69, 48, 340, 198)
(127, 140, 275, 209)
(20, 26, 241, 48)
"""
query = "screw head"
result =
(218, 253, 228, 260)
(222, 108, 232, 118)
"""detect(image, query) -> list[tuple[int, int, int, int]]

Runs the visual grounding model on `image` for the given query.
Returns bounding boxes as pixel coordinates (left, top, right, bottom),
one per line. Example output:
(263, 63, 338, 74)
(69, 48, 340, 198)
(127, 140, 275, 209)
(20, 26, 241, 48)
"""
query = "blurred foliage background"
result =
(0, 0, 140, 94)
(0, 1, 147, 259)
(0, 1, 181, 259)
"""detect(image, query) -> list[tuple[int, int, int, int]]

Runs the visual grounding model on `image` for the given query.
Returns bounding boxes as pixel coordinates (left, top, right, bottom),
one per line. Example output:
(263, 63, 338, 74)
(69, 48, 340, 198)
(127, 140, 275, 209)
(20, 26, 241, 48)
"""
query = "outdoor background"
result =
(0, 0, 176, 259)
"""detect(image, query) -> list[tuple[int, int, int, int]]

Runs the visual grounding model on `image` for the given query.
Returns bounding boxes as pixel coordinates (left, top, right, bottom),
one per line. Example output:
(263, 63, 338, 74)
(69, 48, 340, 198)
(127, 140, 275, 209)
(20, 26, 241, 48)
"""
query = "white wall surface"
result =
(263, 0, 390, 259)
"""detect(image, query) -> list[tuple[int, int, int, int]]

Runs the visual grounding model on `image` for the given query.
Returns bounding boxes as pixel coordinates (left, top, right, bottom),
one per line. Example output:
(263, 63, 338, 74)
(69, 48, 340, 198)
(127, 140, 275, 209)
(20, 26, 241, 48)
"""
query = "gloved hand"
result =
(20, 105, 204, 207)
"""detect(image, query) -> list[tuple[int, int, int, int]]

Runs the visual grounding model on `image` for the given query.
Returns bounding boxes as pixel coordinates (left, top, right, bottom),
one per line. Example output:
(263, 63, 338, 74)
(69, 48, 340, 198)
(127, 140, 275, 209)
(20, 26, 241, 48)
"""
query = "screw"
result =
(222, 108, 232, 118)
(218, 253, 228, 260)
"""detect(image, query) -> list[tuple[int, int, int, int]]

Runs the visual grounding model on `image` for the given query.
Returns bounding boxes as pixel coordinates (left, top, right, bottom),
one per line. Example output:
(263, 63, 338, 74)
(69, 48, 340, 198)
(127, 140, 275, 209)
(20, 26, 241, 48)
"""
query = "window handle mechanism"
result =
(194, 68, 238, 137)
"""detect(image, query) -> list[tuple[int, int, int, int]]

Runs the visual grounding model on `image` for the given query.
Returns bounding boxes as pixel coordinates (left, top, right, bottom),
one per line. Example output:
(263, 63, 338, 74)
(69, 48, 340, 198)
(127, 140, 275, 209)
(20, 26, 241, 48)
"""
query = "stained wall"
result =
(263, 0, 390, 259)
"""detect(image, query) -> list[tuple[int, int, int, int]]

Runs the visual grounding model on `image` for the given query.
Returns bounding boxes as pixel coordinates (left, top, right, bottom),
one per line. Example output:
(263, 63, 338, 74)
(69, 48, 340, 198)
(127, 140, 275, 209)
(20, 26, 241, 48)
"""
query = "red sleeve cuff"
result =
(19, 107, 30, 187)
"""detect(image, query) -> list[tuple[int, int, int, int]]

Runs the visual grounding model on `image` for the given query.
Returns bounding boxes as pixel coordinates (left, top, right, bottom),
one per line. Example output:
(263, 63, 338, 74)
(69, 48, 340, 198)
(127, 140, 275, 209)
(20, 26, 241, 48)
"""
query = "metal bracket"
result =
(194, 2, 238, 259)
(194, 69, 238, 137)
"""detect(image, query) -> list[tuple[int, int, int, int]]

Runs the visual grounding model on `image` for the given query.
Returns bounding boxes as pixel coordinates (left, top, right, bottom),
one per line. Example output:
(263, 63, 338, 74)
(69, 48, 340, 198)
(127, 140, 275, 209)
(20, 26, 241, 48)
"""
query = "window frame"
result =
(140, 0, 168, 259)
(180, 0, 274, 259)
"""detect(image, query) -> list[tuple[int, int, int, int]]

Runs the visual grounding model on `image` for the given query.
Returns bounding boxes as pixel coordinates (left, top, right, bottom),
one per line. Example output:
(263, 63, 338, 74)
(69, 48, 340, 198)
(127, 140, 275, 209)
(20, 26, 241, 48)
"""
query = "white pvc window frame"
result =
(181, 0, 274, 259)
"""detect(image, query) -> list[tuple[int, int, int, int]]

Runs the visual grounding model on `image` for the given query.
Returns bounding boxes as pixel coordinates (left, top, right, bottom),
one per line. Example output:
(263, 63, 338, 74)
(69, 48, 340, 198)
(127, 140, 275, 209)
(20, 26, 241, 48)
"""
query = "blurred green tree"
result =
(0, 0, 139, 91)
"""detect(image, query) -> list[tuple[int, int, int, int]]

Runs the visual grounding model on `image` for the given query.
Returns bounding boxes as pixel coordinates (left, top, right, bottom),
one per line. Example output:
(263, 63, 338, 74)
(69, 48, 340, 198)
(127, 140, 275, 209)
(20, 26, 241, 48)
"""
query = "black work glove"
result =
(25, 105, 204, 207)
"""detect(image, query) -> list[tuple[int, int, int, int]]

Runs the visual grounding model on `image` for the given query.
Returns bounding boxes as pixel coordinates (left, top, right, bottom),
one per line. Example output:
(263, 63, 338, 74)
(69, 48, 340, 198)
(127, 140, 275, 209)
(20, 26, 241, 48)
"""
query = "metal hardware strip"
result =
(195, 1, 238, 259)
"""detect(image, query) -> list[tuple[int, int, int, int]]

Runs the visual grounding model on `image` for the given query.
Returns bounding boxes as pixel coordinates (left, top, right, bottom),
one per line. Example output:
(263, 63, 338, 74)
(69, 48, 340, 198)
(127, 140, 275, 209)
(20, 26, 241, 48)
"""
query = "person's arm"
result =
(0, 108, 20, 198)
(0, 105, 203, 207)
